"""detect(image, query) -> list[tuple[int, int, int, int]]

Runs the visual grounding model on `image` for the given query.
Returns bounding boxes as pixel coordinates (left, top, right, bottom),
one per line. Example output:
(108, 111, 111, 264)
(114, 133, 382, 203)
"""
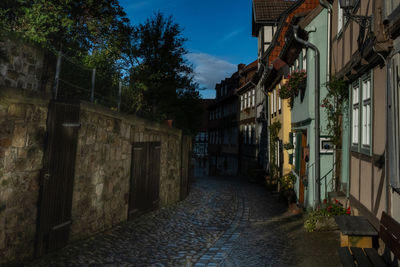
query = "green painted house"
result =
(279, 7, 334, 209)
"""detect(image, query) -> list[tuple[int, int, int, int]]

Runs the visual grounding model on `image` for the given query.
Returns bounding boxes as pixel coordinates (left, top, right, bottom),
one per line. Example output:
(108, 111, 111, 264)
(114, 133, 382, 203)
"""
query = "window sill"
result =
(393, 187, 400, 195)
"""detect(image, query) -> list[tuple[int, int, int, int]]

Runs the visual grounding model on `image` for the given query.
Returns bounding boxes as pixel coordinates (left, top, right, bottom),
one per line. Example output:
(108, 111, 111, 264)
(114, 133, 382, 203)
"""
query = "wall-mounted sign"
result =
(320, 137, 334, 153)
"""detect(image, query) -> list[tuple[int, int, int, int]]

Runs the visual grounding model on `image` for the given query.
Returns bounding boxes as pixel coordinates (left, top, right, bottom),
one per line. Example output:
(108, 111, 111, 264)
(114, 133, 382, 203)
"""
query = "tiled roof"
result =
(253, 0, 296, 23)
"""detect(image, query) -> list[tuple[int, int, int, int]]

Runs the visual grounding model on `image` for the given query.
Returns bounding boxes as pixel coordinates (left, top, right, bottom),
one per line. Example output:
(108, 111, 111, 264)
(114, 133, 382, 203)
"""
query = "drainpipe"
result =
(319, 0, 331, 11)
(293, 25, 321, 207)
(373, 45, 389, 213)
(320, 0, 335, 191)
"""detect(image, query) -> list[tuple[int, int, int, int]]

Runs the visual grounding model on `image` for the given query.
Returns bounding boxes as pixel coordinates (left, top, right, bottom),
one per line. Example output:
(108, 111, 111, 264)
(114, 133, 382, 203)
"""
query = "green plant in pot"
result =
(278, 70, 307, 108)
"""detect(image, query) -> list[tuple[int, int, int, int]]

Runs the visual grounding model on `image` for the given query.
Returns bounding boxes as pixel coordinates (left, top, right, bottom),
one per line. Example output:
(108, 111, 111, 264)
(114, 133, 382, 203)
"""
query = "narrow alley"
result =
(30, 175, 340, 267)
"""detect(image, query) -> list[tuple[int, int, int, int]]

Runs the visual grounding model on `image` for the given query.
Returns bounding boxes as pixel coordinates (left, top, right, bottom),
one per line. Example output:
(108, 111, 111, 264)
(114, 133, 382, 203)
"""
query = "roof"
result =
(237, 60, 258, 94)
(253, 0, 296, 22)
(252, 0, 296, 36)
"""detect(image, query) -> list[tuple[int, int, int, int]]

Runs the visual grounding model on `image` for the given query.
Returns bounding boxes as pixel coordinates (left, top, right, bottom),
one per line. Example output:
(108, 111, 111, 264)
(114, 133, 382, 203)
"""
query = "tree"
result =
(0, 0, 132, 58)
(1, 0, 132, 103)
(122, 12, 202, 135)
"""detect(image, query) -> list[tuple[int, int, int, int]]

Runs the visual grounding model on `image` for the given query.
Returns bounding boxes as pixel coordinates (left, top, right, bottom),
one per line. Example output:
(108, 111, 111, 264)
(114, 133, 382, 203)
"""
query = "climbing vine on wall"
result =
(321, 76, 348, 148)
(269, 121, 281, 180)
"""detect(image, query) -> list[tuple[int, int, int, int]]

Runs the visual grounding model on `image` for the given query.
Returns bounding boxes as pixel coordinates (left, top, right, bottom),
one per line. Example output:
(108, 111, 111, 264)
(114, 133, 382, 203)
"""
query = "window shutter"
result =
(295, 133, 302, 173)
(279, 140, 283, 167)
(289, 132, 293, 165)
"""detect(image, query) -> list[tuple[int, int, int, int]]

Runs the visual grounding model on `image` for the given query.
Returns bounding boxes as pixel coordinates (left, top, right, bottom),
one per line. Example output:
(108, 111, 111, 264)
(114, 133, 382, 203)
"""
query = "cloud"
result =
(186, 53, 236, 91)
(220, 28, 243, 42)
(126, 1, 150, 10)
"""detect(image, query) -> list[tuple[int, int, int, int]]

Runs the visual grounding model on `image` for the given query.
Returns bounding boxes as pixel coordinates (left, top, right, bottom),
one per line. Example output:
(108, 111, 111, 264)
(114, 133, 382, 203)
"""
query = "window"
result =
(351, 72, 372, 152)
(243, 125, 247, 144)
(270, 93, 274, 118)
(244, 93, 247, 108)
(252, 89, 255, 107)
(240, 95, 243, 110)
(338, 1, 344, 33)
(352, 83, 359, 145)
(361, 77, 371, 147)
(252, 124, 256, 144)
(249, 124, 252, 145)
(273, 89, 277, 115)
(302, 49, 307, 71)
(278, 85, 282, 113)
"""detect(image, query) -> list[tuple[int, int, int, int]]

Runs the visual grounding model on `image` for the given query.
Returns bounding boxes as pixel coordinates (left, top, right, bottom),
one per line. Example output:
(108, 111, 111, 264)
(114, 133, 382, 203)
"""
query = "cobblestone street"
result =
(30, 176, 340, 267)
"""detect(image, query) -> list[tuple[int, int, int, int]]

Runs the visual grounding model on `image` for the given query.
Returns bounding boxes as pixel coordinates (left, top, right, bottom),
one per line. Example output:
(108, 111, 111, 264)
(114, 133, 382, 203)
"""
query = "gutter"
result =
(293, 25, 322, 208)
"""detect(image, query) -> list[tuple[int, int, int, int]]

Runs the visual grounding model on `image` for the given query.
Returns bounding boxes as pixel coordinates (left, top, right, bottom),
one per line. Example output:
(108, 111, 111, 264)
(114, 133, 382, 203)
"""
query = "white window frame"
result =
(249, 124, 252, 145)
(278, 85, 282, 112)
(240, 95, 243, 111)
(273, 89, 277, 114)
(252, 89, 255, 107)
(270, 93, 274, 117)
(302, 48, 307, 71)
(352, 83, 359, 145)
(351, 71, 373, 154)
(244, 125, 247, 144)
(361, 76, 371, 147)
(338, 1, 344, 34)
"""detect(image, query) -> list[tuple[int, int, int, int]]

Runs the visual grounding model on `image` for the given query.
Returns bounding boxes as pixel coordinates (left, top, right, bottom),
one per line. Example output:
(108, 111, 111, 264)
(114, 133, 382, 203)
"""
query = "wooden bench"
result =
(338, 212, 400, 266)
(335, 215, 378, 248)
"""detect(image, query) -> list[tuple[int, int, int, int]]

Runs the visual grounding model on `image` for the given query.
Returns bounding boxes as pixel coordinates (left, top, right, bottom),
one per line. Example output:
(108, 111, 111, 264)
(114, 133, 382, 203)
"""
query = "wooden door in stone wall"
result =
(128, 142, 161, 220)
(35, 101, 80, 257)
(180, 135, 192, 200)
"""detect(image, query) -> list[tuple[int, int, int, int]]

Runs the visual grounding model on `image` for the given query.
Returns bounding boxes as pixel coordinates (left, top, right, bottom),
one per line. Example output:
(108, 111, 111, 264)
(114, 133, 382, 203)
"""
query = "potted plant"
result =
(278, 70, 307, 108)
(279, 172, 297, 205)
(304, 198, 351, 232)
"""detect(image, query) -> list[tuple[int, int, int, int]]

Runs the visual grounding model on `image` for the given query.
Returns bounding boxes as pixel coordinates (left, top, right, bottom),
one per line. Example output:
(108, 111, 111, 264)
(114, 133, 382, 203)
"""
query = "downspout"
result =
(373, 45, 389, 213)
(320, 0, 335, 191)
(293, 25, 321, 207)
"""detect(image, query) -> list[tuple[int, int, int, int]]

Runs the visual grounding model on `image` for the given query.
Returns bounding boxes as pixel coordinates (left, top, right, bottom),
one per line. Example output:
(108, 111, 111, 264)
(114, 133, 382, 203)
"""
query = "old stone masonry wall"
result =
(70, 103, 183, 241)
(0, 88, 49, 263)
(0, 90, 186, 264)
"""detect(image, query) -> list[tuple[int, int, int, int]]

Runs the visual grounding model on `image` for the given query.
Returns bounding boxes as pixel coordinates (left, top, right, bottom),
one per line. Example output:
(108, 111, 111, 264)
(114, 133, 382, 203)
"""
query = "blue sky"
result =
(119, 0, 257, 99)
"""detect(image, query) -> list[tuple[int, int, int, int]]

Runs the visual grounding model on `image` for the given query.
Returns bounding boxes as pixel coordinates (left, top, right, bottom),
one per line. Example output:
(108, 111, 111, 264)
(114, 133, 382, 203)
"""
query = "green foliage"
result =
(122, 12, 202, 135)
(1, 0, 132, 56)
(321, 76, 348, 148)
(283, 142, 294, 150)
(268, 121, 282, 180)
(1, 2, 201, 135)
(304, 199, 350, 232)
(269, 121, 281, 142)
(280, 172, 297, 190)
(279, 70, 307, 108)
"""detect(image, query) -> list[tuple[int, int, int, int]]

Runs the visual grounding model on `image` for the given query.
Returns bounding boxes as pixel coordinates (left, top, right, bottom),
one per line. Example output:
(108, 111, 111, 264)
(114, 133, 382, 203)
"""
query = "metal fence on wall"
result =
(52, 51, 123, 111)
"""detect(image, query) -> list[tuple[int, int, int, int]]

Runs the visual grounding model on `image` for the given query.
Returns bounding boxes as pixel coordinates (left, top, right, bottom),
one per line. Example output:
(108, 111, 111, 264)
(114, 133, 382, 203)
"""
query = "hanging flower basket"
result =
(278, 70, 307, 101)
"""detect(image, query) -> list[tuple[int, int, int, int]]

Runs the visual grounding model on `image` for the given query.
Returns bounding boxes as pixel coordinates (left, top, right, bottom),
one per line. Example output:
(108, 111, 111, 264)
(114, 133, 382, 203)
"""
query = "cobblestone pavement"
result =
(30, 176, 340, 267)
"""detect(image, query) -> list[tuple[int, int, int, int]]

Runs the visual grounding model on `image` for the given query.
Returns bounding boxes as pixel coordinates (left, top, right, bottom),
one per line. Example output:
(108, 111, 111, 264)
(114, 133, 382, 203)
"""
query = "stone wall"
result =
(70, 102, 183, 240)
(0, 88, 49, 263)
(0, 36, 54, 93)
(0, 90, 186, 264)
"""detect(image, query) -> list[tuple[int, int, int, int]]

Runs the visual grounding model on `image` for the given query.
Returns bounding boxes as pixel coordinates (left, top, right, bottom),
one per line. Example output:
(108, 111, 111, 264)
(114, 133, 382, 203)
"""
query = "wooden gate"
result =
(35, 101, 80, 257)
(128, 142, 161, 220)
(180, 135, 192, 200)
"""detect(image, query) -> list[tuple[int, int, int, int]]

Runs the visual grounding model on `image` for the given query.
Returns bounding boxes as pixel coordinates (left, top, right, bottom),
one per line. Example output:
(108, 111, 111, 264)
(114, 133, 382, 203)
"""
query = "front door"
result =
(299, 132, 307, 205)
(35, 101, 80, 257)
(128, 142, 161, 220)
